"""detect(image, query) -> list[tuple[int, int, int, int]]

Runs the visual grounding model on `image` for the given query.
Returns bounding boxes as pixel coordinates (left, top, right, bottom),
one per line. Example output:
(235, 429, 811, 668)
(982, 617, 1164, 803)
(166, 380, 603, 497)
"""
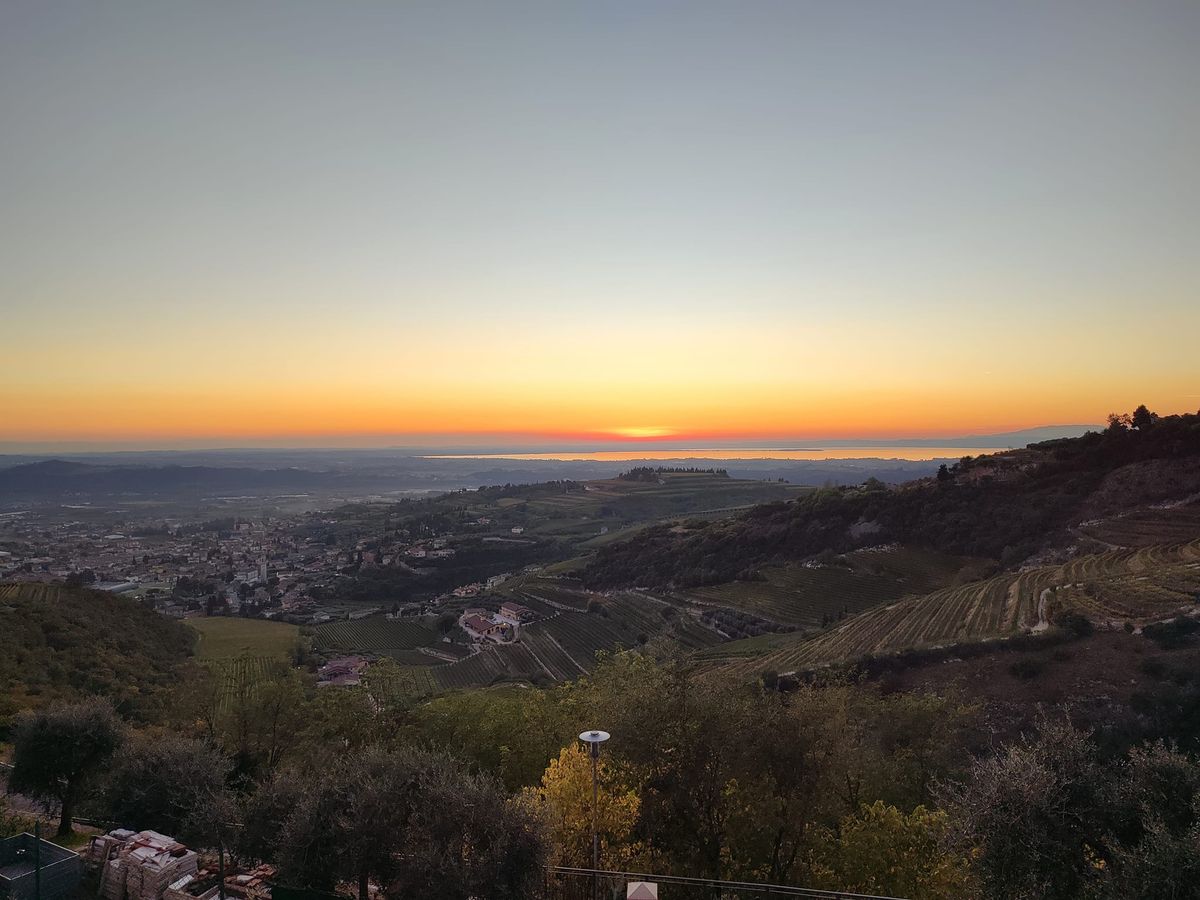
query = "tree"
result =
(809, 802, 974, 900)
(9, 700, 124, 835)
(1131, 404, 1156, 430)
(271, 745, 545, 900)
(213, 663, 306, 776)
(395, 763, 544, 900)
(936, 464, 951, 483)
(522, 744, 641, 869)
(569, 652, 749, 879)
(436, 612, 457, 635)
(938, 714, 1104, 900)
(1092, 743, 1200, 899)
(100, 732, 232, 842)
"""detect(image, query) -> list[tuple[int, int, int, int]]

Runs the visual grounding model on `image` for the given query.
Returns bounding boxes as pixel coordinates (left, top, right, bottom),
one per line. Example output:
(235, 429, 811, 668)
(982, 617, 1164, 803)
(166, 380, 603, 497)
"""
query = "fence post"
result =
(34, 821, 42, 900)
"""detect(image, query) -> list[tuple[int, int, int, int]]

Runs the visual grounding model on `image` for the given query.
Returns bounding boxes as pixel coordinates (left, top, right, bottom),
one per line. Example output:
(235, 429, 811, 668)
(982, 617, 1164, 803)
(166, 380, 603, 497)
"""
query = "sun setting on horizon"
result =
(1, 1, 1197, 451)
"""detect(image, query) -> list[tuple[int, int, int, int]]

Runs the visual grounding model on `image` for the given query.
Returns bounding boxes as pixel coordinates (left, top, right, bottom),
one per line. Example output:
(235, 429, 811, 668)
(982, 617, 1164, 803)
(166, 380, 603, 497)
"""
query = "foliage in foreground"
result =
(11, 647, 1200, 899)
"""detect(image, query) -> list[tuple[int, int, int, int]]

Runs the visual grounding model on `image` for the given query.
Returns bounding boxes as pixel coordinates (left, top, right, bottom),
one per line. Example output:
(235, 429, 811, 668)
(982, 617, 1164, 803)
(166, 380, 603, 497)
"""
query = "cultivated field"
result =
(312, 616, 439, 654)
(0, 582, 71, 604)
(714, 539, 1200, 677)
(363, 663, 440, 702)
(204, 655, 294, 714)
(431, 644, 544, 691)
(187, 616, 300, 661)
(1078, 504, 1200, 548)
(680, 547, 981, 627)
(362, 589, 724, 697)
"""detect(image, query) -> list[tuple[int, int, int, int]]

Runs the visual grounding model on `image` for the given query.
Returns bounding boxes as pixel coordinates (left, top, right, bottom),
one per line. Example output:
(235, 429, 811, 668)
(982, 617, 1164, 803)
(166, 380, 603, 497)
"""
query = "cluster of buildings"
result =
(0, 511, 486, 625)
(459, 600, 535, 644)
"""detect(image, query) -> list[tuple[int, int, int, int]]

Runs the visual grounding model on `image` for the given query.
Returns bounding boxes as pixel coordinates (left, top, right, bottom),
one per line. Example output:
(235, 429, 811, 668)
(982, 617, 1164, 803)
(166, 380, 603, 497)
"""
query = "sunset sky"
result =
(2, 1, 1198, 450)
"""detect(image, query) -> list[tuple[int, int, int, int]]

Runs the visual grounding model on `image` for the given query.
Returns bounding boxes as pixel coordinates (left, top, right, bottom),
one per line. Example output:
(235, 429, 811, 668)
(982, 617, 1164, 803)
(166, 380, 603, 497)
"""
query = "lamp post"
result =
(579, 729, 610, 900)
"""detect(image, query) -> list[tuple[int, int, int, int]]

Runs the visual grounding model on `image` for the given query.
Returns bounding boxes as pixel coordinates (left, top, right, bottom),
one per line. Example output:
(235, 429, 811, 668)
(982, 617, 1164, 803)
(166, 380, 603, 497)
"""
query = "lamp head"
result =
(579, 729, 610, 757)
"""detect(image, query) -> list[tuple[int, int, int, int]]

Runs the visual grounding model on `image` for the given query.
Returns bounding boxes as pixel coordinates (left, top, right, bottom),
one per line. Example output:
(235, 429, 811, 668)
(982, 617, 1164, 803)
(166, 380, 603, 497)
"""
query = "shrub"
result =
(1009, 658, 1046, 680)
(1143, 618, 1200, 650)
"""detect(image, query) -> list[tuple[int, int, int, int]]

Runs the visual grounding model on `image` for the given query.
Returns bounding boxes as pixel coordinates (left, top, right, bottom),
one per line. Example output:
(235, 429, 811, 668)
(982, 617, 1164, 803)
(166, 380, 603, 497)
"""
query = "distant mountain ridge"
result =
(0, 459, 349, 496)
(794, 424, 1099, 448)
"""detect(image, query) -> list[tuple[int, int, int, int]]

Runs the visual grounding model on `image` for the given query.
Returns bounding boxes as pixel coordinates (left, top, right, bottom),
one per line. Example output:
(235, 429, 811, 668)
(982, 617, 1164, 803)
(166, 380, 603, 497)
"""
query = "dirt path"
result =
(1032, 588, 1052, 632)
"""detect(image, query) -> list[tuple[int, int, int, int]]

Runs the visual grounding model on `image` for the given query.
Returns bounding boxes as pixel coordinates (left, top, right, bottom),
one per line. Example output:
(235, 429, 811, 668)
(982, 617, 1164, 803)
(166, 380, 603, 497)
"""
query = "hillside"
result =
(583, 409, 1200, 589)
(704, 538, 1200, 677)
(0, 583, 195, 726)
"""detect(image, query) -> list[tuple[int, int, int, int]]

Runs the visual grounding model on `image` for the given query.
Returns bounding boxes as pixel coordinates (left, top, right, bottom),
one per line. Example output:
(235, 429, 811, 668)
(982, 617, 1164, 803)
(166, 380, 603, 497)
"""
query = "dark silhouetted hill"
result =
(582, 409, 1200, 589)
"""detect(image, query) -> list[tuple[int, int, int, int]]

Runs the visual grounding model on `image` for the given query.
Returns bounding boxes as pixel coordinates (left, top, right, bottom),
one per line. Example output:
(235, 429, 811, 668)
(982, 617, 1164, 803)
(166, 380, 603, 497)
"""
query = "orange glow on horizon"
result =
(2, 313, 1196, 449)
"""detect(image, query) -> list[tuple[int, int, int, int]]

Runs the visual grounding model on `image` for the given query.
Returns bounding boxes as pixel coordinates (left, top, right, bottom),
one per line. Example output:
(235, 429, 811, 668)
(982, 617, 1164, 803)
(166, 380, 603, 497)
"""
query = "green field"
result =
(187, 616, 300, 661)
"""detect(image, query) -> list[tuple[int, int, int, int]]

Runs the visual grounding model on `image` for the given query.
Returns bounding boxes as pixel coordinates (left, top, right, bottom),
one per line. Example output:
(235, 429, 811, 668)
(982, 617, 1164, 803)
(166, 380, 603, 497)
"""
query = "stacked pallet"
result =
(100, 857, 129, 900)
(100, 831, 199, 900)
(226, 864, 276, 900)
(87, 829, 137, 872)
(163, 873, 220, 900)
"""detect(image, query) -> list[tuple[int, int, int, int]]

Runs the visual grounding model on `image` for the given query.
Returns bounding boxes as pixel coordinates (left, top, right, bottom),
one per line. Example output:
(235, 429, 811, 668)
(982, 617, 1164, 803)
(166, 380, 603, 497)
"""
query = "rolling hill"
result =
(583, 411, 1200, 589)
(704, 538, 1200, 677)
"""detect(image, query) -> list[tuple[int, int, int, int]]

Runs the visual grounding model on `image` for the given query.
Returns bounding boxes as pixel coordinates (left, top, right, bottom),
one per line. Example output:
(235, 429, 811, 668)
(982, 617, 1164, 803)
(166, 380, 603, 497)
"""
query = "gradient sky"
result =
(2, 1, 1198, 449)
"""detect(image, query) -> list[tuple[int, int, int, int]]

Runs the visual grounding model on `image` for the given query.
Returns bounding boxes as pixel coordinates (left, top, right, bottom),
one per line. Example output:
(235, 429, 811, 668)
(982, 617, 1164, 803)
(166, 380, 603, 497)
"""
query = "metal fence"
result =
(0, 833, 83, 900)
(542, 867, 908, 900)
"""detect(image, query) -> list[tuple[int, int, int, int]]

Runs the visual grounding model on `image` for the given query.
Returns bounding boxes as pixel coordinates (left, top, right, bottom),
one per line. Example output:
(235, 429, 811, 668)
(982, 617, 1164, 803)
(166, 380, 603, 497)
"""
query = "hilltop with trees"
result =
(584, 407, 1200, 589)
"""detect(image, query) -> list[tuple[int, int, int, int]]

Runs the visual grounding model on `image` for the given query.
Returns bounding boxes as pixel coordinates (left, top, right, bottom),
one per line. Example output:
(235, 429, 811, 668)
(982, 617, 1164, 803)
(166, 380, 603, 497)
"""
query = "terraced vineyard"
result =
(716, 539, 1200, 677)
(432, 643, 544, 691)
(673, 615, 727, 650)
(206, 655, 292, 714)
(377, 648, 448, 666)
(1079, 504, 1200, 548)
(313, 616, 438, 653)
(507, 577, 593, 610)
(520, 625, 587, 679)
(363, 663, 439, 702)
(0, 582, 67, 604)
(601, 591, 673, 635)
(681, 547, 978, 627)
(537, 612, 635, 663)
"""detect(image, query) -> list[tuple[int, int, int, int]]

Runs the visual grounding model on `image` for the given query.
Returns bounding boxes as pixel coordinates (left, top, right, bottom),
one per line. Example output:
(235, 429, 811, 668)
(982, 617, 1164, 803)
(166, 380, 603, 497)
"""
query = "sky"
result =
(2, 1, 1198, 450)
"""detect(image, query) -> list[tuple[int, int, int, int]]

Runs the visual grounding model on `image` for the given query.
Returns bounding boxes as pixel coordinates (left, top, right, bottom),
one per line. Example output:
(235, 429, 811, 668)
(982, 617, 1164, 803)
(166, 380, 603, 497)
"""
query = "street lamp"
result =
(579, 729, 610, 900)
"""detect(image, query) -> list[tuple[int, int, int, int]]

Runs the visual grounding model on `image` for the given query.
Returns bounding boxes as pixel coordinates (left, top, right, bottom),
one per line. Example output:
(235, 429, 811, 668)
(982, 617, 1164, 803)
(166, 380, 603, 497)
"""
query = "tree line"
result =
(7, 648, 1200, 898)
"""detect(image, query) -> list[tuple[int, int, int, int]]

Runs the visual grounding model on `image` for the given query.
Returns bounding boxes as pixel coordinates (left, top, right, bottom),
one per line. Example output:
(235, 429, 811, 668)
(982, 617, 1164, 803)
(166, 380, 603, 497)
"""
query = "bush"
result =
(1052, 612, 1094, 639)
(1143, 618, 1200, 650)
(1140, 658, 1169, 680)
(1009, 658, 1046, 680)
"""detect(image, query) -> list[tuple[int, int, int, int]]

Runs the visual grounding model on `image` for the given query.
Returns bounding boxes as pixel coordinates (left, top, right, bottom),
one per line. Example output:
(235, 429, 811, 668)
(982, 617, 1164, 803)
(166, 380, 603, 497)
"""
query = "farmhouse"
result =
(317, 655, 368, 687)
(497, 601, 534, 624)
(460, 613, 513, 642)
(461, 613, 495, 636)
